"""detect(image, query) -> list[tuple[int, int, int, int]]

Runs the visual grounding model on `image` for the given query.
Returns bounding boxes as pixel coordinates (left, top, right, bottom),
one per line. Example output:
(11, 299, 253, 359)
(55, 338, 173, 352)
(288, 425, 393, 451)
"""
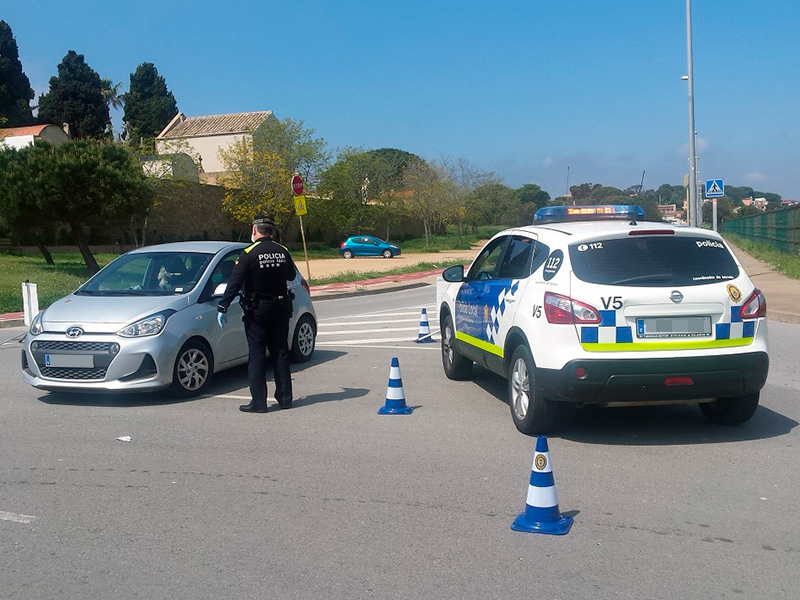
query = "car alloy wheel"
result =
(171, 340, 213, 397)
(290, 315, 316, 362)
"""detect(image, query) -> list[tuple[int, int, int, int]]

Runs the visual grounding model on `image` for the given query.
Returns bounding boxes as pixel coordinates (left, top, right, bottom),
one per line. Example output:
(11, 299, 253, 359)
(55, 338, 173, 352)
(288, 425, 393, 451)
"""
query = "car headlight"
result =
(29, 312, 44, 336)
(117, 310, 175, 338)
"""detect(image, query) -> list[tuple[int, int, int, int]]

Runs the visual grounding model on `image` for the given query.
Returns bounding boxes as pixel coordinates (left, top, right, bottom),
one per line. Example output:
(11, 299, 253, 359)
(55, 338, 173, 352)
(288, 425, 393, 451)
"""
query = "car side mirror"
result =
(442, 264, 465, 283)
(213, 283, 227, 297)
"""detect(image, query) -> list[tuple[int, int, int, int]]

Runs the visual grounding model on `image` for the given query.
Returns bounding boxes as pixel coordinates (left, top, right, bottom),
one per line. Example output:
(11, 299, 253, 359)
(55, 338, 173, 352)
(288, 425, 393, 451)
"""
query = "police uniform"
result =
(218, 222, 298, 413)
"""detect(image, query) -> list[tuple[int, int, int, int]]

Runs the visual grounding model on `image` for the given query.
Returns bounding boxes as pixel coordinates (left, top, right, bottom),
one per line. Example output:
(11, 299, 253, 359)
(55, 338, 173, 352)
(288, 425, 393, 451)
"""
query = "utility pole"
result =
(685, 0, 698, 227)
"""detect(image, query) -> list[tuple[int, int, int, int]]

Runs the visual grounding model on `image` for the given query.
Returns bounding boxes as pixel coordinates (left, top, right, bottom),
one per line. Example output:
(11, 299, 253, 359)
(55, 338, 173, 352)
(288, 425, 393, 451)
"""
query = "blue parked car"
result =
(339, 236, 402, 259)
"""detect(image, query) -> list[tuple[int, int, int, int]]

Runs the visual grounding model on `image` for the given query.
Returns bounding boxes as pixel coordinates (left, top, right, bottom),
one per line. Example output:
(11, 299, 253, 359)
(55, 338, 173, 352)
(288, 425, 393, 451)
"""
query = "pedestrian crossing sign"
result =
(294, 195, 307, 216)
(705, 179, 724, 198)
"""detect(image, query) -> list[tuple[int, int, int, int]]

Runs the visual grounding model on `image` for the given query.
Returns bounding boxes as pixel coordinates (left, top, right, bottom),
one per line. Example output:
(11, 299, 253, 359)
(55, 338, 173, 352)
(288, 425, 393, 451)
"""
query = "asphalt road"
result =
(1, 287, 799, 600)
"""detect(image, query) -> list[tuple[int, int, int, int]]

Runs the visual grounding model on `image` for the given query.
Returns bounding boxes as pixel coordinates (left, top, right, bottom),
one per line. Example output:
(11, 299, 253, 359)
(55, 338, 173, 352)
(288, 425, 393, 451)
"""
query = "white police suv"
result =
(438, 205, 769, 434)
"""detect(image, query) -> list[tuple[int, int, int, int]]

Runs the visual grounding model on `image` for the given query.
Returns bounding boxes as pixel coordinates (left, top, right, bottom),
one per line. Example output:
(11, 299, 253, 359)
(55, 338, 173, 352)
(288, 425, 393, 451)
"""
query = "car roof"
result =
(127, 241, 248, 255)
(501, 220, 722, 243)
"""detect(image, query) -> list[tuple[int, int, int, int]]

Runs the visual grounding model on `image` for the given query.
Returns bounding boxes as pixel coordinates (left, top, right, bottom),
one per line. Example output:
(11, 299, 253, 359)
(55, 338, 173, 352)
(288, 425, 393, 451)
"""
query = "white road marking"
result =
(0, 510, 38, 524)
(317, 336, 436, 345)
(326, 307, 436, 319)
(317, 344, 440, 351)
(318, 318, 423, 326)
(319, 327, 419, 335)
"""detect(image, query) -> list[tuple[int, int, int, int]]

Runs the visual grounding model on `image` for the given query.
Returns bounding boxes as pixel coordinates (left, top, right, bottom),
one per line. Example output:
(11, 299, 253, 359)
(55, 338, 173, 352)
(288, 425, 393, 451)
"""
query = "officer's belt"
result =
(249, 293, 286, 302)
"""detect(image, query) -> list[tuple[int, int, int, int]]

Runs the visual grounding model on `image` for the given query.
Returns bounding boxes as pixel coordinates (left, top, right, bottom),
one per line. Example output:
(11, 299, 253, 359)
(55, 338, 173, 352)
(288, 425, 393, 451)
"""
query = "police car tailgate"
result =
(569, 274, 761, 354)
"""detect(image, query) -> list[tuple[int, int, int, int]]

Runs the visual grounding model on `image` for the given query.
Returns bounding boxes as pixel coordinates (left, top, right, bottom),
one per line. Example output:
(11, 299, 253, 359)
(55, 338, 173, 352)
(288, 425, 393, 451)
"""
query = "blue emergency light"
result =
(533, 204, 645, 225)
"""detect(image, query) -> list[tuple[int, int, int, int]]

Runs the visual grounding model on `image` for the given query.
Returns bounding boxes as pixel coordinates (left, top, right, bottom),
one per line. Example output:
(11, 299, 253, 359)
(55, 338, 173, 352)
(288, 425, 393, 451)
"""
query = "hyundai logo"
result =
(669, 291, 684, 304)
(66, 327, 84, 338)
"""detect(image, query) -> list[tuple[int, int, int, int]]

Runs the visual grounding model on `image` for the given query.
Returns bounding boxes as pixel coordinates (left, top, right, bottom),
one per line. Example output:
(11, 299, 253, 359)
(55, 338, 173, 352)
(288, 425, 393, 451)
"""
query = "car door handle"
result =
(505, 297, 516, 303)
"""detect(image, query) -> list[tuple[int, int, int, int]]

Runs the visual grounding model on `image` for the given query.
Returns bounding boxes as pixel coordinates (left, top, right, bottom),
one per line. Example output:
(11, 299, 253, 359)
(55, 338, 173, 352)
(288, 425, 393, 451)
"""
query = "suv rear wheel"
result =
(508, 345, 556, 434)
(699, 392, 759, 425)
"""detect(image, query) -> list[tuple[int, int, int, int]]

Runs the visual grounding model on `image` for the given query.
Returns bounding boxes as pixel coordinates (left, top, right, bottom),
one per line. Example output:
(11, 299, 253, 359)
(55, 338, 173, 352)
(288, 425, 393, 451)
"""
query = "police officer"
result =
(217, 215, 298, 413)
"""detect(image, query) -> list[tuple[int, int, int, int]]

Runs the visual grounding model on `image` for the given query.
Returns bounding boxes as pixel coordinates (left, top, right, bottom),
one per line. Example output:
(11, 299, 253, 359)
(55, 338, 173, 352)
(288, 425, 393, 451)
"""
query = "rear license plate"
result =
(636, 317, 711, 339)
(45, 354, 94, 368)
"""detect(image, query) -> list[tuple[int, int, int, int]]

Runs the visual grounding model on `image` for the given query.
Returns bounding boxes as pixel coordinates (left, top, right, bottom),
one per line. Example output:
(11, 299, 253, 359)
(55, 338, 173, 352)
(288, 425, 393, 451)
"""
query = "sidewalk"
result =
(2, 245, 798, 328)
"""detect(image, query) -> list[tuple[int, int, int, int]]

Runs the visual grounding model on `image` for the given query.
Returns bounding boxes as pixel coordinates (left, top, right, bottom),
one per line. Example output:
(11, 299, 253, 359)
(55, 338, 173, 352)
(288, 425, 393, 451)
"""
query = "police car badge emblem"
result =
(727, 284, 742, 303)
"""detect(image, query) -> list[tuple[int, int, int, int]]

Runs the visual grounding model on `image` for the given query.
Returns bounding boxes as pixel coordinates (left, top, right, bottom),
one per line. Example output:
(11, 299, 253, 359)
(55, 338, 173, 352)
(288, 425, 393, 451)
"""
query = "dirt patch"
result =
(295, 246, 483, 280)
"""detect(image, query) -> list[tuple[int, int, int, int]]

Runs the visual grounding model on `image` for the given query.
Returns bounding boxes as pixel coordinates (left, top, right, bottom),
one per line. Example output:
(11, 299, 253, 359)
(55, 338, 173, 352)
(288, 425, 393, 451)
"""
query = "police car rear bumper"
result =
(537, 352, 769, 405)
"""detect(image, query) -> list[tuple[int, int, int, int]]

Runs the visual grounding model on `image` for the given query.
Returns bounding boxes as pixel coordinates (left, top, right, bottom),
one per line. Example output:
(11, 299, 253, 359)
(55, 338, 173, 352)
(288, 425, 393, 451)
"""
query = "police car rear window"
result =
(568, 236, 739, 286)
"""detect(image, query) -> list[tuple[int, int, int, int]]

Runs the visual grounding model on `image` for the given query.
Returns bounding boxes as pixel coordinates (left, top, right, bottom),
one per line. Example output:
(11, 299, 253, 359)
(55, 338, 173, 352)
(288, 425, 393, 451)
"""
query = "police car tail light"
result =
(740, 289, 767, 319)
(300, 277, 310, 295)
(544, 292, 601, 325)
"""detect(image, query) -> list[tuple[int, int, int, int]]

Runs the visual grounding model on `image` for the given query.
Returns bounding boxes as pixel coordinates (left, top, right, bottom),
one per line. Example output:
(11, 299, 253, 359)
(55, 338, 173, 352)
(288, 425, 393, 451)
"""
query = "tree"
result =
(218, 138, 292, 225)
(219, 117, 329, 232)
(37, 50, 110, 139)
(0, 140, 153, 271)
(436, 157, 497, 245)
(317, 148, 415, 238)
(252, 116, 329, 188)
(466, 182, 518, 229)
(0, 143, 56, 263)
(121, 63, 178, 150)
(516, 183, 550, 208)
(0, 20, 34, 126)
(403, 157, 444, 248)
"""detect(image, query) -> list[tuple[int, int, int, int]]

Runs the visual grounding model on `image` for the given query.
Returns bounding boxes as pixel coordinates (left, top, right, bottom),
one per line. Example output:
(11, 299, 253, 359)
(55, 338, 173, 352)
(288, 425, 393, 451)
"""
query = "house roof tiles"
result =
(157, 111, 273, 139)
(0, 124, 50, 138)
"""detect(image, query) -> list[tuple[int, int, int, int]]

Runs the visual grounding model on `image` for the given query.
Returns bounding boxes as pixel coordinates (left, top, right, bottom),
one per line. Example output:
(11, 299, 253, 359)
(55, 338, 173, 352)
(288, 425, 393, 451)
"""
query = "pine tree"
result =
(37, 50, 109, 139)
(122, 62, 178, 149)
(0, 20, 34, 126)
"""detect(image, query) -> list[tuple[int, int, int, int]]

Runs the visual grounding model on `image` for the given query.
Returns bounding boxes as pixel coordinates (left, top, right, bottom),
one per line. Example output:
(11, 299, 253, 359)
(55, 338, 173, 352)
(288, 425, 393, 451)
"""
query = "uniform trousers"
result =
(243, 301, 292, 410)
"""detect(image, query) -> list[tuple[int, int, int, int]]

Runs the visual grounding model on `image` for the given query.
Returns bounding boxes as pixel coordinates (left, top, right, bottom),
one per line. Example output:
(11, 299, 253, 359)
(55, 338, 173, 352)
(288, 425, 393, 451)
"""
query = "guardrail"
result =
(722, 204, 800, 254)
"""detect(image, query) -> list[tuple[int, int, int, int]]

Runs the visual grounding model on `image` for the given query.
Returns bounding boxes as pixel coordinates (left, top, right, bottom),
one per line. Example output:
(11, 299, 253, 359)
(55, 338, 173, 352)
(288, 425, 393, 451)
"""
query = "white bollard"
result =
(22, 281, 39, 326)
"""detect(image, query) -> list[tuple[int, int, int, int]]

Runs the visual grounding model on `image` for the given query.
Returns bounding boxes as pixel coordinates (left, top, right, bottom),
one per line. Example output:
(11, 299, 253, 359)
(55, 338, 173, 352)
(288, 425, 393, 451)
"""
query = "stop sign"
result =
(291, 175, 304, 196)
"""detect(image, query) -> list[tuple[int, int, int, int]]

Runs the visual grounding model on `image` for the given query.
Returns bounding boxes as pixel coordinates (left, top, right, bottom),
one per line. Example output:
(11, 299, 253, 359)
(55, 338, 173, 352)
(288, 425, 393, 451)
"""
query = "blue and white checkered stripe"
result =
(716, 306, 755, 339)
(580, 309, 632, 344)
(486, 281, 520, 344)
(581, 305, 755, 344)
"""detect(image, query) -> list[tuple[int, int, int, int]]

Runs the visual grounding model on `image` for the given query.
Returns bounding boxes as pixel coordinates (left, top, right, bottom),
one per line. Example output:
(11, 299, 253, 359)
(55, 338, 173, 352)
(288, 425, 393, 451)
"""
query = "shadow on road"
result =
(469, 365, 798, 445)
(296, 387, 370, 407)
(37, 349, 347, 408)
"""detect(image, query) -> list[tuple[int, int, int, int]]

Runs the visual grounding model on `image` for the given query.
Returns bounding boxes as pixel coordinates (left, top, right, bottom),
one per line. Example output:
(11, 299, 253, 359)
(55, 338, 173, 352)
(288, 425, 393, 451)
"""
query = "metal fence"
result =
(722, 204, 800, 254)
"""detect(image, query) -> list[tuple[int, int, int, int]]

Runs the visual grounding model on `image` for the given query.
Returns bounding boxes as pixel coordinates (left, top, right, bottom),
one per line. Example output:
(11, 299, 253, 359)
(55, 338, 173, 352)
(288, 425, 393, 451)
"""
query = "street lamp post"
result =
(685, 0, 698, 227)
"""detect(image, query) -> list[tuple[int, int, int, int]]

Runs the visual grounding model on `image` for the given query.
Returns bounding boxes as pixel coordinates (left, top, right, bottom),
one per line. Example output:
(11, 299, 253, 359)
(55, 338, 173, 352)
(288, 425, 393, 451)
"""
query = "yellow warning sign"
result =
(294, 195, 307, 216)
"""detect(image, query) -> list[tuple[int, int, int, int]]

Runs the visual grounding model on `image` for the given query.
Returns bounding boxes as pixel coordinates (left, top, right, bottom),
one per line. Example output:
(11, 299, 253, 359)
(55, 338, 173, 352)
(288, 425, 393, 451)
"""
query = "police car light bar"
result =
(534, 204, 645, 225)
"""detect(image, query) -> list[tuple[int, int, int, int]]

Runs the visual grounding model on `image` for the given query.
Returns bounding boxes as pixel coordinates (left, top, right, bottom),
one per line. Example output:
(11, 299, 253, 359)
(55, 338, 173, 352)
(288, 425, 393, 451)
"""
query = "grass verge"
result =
(0, 253, 117, 314)
(723, 233, 800, 280)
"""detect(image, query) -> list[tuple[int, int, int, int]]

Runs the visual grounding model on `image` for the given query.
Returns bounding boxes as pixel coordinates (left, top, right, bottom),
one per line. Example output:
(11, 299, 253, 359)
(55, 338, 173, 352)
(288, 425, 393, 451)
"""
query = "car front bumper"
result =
(20, 332, 180, 393)
(536, 352, 769, 405)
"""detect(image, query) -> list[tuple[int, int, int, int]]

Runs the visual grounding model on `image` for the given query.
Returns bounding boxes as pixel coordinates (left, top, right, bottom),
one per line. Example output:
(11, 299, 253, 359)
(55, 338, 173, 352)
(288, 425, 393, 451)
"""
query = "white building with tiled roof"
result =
(155, 110, 275, 184)
(0, 124, 70, 149)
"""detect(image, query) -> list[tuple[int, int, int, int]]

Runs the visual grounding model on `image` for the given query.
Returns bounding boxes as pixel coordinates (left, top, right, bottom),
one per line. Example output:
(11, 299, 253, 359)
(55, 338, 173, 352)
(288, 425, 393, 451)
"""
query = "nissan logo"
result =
(66, 327, 84, 338)
(669, 291, 684, 304)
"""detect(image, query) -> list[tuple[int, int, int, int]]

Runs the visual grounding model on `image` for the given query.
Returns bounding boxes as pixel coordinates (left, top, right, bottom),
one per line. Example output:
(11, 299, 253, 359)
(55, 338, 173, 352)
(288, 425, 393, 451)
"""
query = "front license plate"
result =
(45, 354, 94, 368)
(636, 316, 712, 339)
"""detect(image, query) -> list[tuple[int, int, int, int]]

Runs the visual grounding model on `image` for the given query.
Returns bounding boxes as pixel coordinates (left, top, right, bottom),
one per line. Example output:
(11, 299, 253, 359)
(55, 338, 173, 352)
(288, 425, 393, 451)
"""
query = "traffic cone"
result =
(415, 308, 435, 343)
(378, 357, 413, 415)
(511, 436, 573, 535)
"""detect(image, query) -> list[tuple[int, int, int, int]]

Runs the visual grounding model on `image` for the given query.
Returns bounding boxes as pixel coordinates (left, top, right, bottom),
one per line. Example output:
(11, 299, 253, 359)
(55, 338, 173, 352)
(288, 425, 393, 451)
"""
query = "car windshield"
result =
(76, 252, 213, 296)
(569, 235, 740, 287)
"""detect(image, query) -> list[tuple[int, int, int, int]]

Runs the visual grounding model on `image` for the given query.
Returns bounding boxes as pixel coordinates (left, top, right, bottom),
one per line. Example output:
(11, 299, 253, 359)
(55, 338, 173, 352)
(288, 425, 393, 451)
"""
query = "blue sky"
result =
(5, 0, 799, 199)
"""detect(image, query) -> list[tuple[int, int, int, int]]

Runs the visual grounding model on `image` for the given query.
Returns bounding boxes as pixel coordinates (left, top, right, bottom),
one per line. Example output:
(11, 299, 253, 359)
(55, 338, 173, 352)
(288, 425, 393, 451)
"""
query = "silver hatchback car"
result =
(21, 241, 317, 397)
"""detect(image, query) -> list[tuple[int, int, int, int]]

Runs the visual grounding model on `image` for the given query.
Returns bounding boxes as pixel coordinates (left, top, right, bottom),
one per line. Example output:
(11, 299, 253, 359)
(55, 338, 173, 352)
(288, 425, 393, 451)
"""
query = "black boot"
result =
(239, 401, 268, 413)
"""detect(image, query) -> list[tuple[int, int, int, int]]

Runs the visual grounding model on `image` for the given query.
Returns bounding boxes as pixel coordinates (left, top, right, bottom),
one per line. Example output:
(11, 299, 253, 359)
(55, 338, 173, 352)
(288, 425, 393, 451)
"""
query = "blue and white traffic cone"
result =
(511, 436, 573, 535)
(415, 308, 435, 343)
(378, 357, 413, 415)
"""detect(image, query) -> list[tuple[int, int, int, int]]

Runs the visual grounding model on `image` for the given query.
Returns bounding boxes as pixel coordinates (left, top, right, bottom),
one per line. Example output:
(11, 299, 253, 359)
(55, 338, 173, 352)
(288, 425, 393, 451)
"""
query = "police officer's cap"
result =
(253, 214, 275, 226)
